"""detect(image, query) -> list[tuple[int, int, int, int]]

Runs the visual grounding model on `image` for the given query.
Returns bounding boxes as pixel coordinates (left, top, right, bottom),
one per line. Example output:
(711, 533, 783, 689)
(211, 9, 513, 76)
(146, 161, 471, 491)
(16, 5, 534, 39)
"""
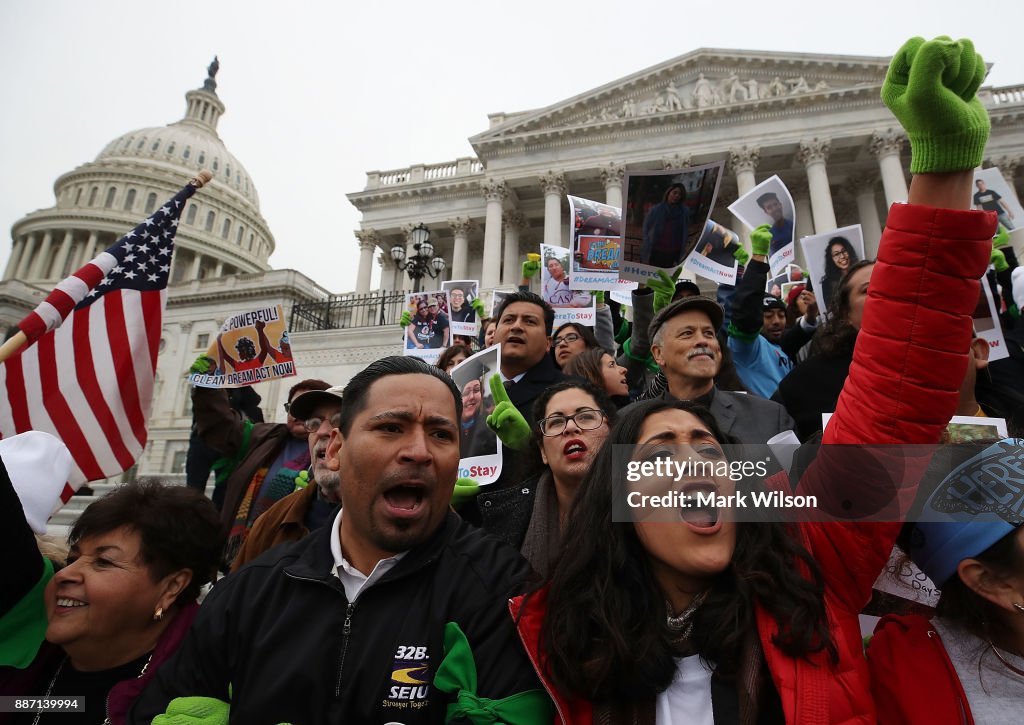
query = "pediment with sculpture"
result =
(471, 50, 891, 142)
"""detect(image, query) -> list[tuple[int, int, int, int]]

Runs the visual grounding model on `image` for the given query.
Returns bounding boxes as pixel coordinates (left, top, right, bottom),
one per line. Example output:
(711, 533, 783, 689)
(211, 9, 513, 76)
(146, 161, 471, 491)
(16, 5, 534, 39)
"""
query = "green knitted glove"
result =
(750, 224, 772, 257)
(485, 375, 532, 450)
(521, 259, 540, 279)
(188, 355, 215, 375)
(469, 297, 485, 317)
(451, 477, 480, 509)
(732, 244, 750, 266)
(399, 310, 412, 328)
(881, 36, 989, 173)
(614, 318, 631, 345)
(993, 226, 1011, 250)
(152, 696, 230, 725)
(594, 290, 605, 305)
(647, 267, 682, 312)
(991, 248, 1009, 273)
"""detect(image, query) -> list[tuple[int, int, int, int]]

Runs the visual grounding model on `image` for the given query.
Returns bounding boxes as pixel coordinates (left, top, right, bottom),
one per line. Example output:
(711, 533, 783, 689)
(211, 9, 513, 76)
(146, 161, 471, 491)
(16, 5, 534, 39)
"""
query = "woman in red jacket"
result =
(512, 35, 998, 724)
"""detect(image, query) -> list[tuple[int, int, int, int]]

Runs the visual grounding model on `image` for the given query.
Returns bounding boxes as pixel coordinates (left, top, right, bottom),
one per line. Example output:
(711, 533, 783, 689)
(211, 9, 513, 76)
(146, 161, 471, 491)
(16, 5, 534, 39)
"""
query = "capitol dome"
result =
(5, 59, 275, 287)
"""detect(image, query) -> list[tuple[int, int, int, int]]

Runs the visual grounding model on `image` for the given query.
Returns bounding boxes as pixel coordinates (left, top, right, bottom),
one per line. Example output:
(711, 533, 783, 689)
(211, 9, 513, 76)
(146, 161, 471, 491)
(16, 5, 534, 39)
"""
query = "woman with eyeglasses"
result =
(476, 380, 617, 577)
(550, 322, 600, 369)
(819, 236, 859, 311)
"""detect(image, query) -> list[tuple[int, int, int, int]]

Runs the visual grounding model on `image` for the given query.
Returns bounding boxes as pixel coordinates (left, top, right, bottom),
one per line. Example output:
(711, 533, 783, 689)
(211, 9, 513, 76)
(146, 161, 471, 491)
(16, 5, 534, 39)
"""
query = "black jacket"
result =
(130, 512, 541, 724)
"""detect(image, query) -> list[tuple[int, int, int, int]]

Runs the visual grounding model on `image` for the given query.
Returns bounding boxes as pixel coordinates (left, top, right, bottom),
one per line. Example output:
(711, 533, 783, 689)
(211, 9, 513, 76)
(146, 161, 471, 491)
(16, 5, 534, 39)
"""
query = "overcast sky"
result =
(2, 0, 1022, 293)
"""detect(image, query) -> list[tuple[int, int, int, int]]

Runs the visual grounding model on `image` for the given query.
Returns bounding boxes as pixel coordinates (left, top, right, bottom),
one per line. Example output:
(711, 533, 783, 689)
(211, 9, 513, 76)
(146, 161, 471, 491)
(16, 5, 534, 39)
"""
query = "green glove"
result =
(152, 696, 230, 725)
(451, 477, 480, 509)
(991, 248, 1009, 273)
(646, 267, 682, 312)
(485, 374, 532, 451)
(399, 310, 412, 328)
(188, 355, 215, 375)
(522, 259, 540, 279)
(469, 297, 485, 317)
(593, 290, 605, 305)
(750, 224, 772, 257)
(994, 226, 1011, 250)
(881, 36, 989, 173)
(732, 244, 750, 266)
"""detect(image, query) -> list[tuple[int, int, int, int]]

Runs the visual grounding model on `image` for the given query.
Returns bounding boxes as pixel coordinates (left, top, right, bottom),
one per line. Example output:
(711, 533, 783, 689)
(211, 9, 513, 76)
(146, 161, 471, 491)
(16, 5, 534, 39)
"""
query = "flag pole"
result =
(0, 170, 213, 365)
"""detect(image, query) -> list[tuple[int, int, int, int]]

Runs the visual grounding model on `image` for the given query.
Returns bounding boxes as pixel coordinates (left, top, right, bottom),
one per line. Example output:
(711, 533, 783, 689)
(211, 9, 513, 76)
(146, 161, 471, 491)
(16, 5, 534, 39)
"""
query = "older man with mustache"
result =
(643, 295, 795, 443)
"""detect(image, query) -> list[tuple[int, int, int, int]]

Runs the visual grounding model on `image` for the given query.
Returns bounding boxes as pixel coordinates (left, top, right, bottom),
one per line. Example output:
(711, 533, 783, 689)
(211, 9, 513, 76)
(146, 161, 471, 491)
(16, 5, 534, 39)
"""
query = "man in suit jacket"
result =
(645, 295, 795, 443)
(492, 291, 568, 428)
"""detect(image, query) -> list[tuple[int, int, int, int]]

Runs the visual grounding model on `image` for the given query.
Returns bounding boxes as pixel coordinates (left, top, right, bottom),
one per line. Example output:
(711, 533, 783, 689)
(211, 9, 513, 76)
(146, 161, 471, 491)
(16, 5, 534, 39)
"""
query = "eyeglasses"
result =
(831, 249, 849, 259)
(303, 412, 342, 434)
(552, 332, 581, 347)
(539, 408, 605, 436)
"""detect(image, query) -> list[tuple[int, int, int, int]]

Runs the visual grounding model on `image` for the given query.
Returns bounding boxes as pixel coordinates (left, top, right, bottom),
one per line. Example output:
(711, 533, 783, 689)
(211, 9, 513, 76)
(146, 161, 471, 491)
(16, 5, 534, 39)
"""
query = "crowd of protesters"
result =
(2, 36, 1023, 724)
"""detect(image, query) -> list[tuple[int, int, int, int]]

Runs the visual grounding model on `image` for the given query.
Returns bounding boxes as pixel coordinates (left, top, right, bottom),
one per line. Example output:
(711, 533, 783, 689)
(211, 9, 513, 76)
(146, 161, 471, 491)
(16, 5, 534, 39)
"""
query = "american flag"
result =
(0, 180, 200, 497)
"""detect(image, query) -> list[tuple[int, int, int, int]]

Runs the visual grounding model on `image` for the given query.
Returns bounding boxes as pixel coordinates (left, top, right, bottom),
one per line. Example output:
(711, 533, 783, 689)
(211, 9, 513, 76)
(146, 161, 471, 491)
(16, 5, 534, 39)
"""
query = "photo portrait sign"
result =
(450, 345, 503, 485)
(190, 303, 297, 389)
(729, 175, 797, 277)
(403, 290, 451, 364)
(620, 162, 724, 283)
(540, 243, 596, 326)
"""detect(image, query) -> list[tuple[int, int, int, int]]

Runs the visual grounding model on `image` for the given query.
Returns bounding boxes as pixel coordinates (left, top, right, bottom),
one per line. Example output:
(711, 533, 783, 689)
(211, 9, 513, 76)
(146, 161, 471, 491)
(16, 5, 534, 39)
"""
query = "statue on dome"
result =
(203, 56, 220, 93)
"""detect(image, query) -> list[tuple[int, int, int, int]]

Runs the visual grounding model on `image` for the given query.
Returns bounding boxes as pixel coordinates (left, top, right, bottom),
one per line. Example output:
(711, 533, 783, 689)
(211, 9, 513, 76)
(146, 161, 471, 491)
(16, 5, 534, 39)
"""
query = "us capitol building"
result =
(3, 48, 1023, 480)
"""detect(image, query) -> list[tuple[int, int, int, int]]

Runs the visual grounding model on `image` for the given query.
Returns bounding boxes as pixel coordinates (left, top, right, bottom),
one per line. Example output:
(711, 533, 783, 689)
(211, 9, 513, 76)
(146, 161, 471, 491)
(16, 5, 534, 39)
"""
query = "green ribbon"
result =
(433, 622, 553, 724)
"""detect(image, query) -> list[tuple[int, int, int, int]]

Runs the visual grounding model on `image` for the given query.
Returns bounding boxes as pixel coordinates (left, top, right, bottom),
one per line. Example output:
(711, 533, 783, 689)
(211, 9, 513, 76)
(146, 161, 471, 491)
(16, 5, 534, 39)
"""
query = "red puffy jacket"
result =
(511, 203, 997, 724)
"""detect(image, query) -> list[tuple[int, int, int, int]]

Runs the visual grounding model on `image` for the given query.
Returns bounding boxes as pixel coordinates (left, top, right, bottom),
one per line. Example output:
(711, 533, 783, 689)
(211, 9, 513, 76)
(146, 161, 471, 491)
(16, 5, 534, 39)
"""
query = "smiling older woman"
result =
(0, 481, 223, 725)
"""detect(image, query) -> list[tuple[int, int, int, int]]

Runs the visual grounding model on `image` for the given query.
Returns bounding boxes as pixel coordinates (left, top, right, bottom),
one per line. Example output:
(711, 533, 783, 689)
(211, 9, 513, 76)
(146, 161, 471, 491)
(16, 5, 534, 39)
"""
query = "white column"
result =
(788, 178, 814, 269)
(189, 252, 203, 281)
(729, 146, 760, 249)
(480, 179, 507, 289)
(75, 231, 99, 268)
(601, 164, 625, 209)
(213, 260, 224, 278)
(798, 138, 837, 234)
(448, 218, 474, 281)
(50, 230, 74, 279)
(848, 175, 883, 259)
(377, 255, 394, 293)
(4, 237, 25, 279)
(870, 129, 909, 207)
(539, 172, 565, 247)
(502, 211, 524, 286)
(729, 145, 759, 197)
(88, 232, 105, 260)
(28, 231, 53, 279)
(355, 229, 378, 293)
(15, 233, 36, 279)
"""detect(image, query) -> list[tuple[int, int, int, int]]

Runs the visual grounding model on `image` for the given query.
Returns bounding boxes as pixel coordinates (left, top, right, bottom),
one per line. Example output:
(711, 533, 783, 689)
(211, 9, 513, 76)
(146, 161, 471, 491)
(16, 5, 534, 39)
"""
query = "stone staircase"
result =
(46, 475, 213, 540)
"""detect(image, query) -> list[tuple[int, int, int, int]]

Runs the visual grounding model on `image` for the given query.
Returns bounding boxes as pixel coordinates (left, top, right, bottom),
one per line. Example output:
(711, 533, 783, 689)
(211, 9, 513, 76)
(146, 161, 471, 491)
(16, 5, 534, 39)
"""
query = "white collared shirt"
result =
(499, 371, 526, 385)
(329, 509, 406, 602)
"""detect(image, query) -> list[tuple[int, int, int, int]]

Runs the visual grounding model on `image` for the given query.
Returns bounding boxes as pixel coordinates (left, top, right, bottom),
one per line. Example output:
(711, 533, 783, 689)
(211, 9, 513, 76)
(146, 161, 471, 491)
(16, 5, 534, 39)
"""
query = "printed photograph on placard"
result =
(442, 279, 479, 337)
(542, 245, 592, 307)
(570, 195, 622, 238)
(189, 304, 297, 389)
(765, 263, 806, 298)
(403, 290, 450, 364)
(619, 162, 724, 283)
(728, 174, 796, 276)
(450, 345, 502, 485)
(683, 219, 742, 286)
(973, 167, 1023, 232)
(488, 287, 518, 318)
(799, 225, 865, 311)
(973, 277, 1009, 362)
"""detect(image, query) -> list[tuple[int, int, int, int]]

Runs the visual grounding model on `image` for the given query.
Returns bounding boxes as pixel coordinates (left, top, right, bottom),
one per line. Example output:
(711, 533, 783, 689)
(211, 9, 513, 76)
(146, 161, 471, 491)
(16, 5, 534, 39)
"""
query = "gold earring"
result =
(153, 607, 164, 622)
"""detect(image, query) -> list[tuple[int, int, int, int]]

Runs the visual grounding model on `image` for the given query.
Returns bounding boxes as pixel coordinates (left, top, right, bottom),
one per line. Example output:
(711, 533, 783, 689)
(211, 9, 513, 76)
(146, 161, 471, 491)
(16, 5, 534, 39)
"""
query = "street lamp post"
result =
(390, 224, 447, 292)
